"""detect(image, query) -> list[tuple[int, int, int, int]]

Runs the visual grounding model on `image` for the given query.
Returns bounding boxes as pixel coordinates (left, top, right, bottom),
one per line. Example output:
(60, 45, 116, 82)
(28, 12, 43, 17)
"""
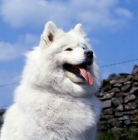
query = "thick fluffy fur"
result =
(0, 21, 101, 140)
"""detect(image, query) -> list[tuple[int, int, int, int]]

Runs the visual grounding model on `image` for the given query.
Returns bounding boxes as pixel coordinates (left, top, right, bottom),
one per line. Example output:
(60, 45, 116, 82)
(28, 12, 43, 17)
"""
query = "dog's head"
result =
(22, 21, 101, 97)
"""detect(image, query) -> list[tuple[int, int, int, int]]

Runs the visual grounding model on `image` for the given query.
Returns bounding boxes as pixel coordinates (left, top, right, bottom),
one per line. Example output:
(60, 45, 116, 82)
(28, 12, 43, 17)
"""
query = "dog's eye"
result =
(65, 48, 72, 51)
(83, 47, 85, 50)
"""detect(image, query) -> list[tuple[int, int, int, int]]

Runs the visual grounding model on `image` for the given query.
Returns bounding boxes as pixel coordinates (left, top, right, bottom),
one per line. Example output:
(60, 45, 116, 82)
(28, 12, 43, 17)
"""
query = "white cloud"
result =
(0, 34, 39, 61)
(24, 34, 39, 46)
(0, 0, 132, 31)
(115, 8, 132, 18)
(0, 42, 24, 61)
(18, 34, 39, 47)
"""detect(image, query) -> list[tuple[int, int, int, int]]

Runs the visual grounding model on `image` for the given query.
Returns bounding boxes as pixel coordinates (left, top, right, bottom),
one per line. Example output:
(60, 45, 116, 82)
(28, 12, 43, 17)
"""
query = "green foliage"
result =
(108, 73, 117, 79)
(96, 129, 138, 140)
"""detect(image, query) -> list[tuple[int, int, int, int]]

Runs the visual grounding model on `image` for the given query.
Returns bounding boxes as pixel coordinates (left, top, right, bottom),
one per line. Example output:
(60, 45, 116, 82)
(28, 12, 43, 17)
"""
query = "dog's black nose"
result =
(84, 50, 93, 65)
(84, 50, 93, 58)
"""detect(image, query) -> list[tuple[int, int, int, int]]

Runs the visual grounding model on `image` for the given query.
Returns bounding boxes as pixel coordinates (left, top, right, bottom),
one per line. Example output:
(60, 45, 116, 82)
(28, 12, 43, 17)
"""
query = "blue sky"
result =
(0, 0, 138, 107)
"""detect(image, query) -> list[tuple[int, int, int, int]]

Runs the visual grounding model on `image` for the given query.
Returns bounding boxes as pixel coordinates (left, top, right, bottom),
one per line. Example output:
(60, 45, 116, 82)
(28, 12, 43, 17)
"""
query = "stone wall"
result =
(98, 65, 138, 131)
(0, 109, 5, 129)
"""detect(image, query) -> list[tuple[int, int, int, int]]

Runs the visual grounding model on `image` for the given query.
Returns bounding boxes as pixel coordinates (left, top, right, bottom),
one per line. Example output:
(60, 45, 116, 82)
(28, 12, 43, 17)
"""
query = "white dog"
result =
(0, 21, 101, 140)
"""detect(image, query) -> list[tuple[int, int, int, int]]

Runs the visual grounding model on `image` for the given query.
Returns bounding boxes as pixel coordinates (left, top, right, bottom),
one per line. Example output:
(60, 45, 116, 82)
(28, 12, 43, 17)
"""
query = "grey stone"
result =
(118, 116, 129, 121)
(99, 92, 114, 100)
(97, 92, 104, 97)
(115, 112, 124, 117)
(101, 115, 114, 120)
(115, 92, 129, 97)
(124, 81, 131, 85)
(131, 65, 138, 75)
(131, 121, 138, 125)
(123, 116, 129, 120)
(117, 76, 126, 83)
(115, 121, 123, 127)
(98, 121, 107, 125)
(114, 105, 123, 111)
(121, 84, 131, 92)
(133, 74, 138, 81)
(102, 108, 113, 115)
(124, 94, 136, 103)
(118, 117, 124, 121)
(112, 97, 123, 106)
(110, 88, 120, 93)
(98, 124, 110, 130)
(123, 109, 138, 115)
(110, 80, 117, 84)
(126, 75, 133, 81)
(124, 119, 131, 125)
(132, 82, 138, 86)
(101, 84, 112, 92)
(102, 100, 111, 109)
(124, 102, 137, 110)
(113, 83, 122, 87)
(108, 118, 117, 124)
(130, 115, 138, 121)
(130, 87, 138, 95)
(109, 119, 122, 127)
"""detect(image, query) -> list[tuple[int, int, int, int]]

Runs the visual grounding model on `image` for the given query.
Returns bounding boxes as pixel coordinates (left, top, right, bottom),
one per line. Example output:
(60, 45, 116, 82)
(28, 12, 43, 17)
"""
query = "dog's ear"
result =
(74, 24, 86, 37)
(41, 21, 58, 46)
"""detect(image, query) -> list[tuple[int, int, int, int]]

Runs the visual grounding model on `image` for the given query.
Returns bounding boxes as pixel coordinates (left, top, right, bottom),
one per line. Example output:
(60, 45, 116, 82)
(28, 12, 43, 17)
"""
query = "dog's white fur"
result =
(0, 21, 101, 140)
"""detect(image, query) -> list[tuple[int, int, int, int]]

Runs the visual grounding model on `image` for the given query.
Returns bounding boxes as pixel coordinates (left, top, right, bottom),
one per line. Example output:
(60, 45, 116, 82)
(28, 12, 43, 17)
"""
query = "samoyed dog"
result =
(0, 21, 101, 140)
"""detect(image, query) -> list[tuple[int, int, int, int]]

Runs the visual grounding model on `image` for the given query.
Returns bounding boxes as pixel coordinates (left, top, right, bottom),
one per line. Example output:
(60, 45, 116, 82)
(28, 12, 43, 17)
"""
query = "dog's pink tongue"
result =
(78, 67, 94, 86)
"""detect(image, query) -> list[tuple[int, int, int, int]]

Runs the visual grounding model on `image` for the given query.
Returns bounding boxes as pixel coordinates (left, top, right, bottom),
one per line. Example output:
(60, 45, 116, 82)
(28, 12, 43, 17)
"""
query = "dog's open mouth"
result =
(63, 63, 94, 86)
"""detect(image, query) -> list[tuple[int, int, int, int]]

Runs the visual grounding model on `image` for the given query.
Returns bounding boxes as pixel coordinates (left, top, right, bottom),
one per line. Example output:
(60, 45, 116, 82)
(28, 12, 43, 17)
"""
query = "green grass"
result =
(96, 129, 138, 140)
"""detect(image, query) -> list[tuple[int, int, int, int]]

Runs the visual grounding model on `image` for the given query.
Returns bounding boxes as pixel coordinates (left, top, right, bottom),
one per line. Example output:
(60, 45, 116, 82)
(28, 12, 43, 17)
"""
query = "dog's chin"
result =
(65, 70, 85, 84)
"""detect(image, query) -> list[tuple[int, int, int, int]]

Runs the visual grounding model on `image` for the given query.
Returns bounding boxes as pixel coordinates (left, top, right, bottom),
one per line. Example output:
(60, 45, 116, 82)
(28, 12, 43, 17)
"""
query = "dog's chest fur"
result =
(20, 92, 97, 139)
